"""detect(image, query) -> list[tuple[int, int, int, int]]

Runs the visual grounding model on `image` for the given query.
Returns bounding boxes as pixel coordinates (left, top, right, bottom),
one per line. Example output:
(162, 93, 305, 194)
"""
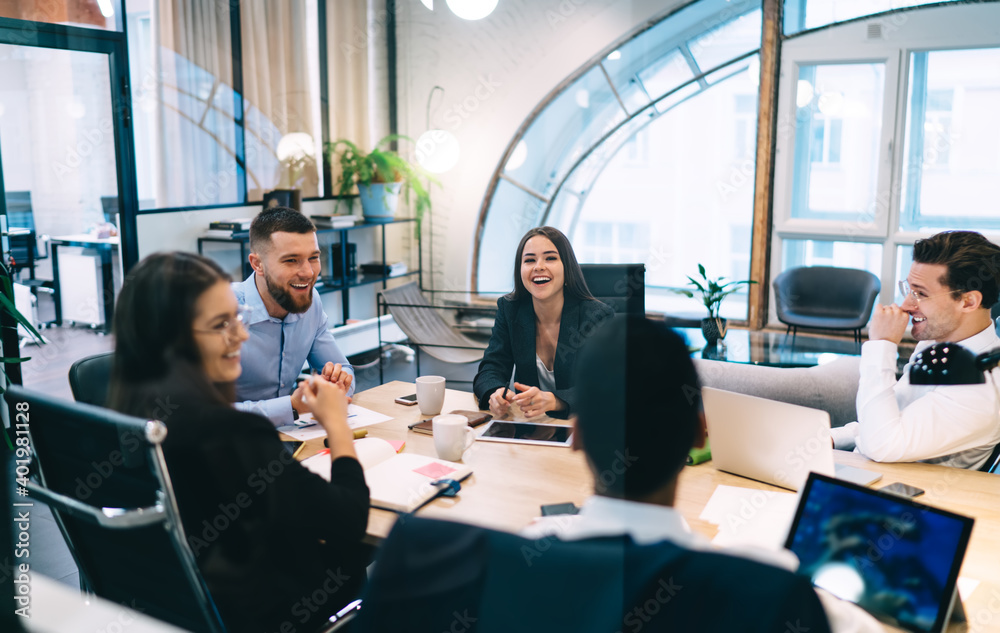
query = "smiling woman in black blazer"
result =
(474, 227, 614, 419)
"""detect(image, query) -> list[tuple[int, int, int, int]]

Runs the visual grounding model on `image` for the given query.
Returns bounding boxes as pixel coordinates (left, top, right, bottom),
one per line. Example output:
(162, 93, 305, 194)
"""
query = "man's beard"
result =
(264, 271, 313, 314)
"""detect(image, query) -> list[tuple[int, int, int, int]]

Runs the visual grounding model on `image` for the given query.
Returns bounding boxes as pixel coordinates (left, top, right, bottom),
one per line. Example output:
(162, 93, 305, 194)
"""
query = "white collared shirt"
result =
(522, 495, 882, 633)
(831, 324, 1000, 469)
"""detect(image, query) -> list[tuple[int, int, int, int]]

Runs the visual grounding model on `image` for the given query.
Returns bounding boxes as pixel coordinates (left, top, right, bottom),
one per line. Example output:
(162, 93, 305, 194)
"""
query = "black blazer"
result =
(355, 516, 833, 633)
(473, 295, 614, 417)
(154, 393, 371, 633)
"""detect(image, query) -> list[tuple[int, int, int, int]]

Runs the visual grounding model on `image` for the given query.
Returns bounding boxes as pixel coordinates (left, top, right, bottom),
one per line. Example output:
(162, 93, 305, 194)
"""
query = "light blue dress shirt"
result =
(233, 273, 355, 427)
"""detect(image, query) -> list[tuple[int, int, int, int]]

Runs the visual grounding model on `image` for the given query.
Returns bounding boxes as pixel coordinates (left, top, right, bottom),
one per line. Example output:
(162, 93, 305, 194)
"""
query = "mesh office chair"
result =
(7, 385, 227, 632)
(4, 191, 53, 306)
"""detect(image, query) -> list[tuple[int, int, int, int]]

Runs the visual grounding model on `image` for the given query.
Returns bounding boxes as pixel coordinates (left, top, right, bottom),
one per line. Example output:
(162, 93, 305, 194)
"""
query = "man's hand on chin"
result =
(868, 304, 910, 345)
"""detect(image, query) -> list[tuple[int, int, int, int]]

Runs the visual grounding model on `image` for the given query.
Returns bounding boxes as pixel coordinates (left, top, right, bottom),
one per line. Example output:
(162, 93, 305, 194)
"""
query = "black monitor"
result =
(100, 196, 119, 225)
(3, 191, 34, 232)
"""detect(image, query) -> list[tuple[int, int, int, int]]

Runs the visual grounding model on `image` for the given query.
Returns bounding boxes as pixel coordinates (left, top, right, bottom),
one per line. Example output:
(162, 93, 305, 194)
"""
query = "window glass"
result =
(476, 180, 547, 292)
(638, 49, 695, 103)
(781, 240, 883, 281)
(568, 69, 759, 319)
(0, 0, 121, 30)
(689, 8, 762, 74)
(783, 0, 964, 35)
(791, 63, 884, 221)
(126, 0, 323, 209)
(505, 65, 627, 198)
(895, 245, 914, 304)
(241, 0, 324, 201)
(900, 48, 1000, 231)
(127, 1, 240, 208)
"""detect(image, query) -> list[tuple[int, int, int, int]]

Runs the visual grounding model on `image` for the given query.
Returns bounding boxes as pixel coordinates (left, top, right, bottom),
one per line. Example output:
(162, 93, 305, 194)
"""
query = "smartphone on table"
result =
(394, 393, 418, 406)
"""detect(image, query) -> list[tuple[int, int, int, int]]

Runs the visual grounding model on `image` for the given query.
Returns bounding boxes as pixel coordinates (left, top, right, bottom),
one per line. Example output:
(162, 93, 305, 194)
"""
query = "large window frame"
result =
(770, 3, 1000, 327)
(127, 0, 335, 215)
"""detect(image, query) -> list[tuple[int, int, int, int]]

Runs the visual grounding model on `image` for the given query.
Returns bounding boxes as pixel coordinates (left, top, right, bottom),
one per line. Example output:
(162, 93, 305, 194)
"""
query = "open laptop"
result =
(701, 387, 881, 491)
(785, 472, 973, 633)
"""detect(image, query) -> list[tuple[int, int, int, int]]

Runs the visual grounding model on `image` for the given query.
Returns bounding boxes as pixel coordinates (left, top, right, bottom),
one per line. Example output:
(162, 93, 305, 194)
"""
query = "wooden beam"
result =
(748, 0, 783, 329)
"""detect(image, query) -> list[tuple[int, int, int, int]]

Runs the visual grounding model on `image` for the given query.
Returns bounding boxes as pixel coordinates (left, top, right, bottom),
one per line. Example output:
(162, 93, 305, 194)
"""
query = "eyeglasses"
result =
(193, 305, 252, 340)
(898, 280, 959, 305)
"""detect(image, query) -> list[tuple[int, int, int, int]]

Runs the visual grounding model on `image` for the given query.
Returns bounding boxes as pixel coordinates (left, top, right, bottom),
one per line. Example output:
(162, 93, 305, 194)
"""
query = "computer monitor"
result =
(100, 196, 119, 226)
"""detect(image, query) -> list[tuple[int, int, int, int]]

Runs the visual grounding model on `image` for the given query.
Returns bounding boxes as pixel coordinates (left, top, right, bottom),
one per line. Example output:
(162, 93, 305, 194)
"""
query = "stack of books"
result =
(204, 219, 251, 239)
(311, 214, 362, 229)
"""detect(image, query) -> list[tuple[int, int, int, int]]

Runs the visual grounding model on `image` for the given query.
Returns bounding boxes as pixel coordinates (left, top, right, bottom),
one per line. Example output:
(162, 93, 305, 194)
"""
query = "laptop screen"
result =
(784, 473, 973, 633)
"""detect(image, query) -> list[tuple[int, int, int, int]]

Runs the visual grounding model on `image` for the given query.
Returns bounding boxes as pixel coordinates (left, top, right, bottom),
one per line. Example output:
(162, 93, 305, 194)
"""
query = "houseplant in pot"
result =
(673, 264, 756, 349)
(326, 134, 434, 230)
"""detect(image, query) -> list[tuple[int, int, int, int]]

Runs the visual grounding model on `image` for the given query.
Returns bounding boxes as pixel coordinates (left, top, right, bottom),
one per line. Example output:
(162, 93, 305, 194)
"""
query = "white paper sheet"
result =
(700, 484, 799, 550)
(276, 404, 395, 440)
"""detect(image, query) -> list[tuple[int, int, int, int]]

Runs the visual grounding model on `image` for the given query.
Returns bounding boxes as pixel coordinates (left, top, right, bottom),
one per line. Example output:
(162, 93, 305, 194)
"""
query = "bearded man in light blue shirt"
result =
(233, 206, 354, 426)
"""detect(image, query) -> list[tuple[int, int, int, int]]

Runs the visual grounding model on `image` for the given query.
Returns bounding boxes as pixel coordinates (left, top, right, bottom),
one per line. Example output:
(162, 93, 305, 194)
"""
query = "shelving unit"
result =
(197, 217, 420, 325)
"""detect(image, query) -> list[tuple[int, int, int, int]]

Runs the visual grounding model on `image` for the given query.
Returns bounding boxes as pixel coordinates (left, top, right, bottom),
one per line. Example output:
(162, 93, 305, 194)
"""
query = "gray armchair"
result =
(773, 266, 881, 345)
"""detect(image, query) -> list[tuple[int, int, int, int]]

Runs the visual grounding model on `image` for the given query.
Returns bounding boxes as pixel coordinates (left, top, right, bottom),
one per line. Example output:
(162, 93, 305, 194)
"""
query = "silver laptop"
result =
(701, 387, 881, 491)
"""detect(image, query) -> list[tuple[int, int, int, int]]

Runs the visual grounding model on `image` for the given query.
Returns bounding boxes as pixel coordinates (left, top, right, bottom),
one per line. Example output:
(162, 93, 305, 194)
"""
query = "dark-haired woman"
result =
(108, 252, 369, 633)
(473, 227, 613, 419)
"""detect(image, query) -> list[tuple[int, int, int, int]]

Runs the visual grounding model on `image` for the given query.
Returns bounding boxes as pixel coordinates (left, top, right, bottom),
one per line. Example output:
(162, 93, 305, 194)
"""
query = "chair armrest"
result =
(27, 480, 166, 529)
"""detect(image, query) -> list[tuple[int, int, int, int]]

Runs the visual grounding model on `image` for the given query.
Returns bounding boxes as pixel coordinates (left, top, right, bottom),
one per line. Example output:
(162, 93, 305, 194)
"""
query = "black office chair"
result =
(773, 266, 881, 346)
(69, 352, 115, 406)
(581, 263, 645, 316)
(7, 385, 227, 632)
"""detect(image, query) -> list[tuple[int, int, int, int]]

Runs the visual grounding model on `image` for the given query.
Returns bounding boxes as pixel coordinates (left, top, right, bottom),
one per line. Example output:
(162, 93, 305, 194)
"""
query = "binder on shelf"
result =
(327, 242, 357, 278)
(209, 219, 251, 231)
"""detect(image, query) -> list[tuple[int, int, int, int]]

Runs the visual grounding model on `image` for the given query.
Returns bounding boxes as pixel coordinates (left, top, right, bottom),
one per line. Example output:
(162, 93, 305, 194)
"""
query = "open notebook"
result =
(301, 438, 473, 513)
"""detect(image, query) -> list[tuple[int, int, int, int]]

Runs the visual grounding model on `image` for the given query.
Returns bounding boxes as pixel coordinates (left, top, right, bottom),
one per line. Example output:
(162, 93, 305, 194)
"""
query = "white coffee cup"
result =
(415, 375, 446, 416)
(433, 414, 474, 461)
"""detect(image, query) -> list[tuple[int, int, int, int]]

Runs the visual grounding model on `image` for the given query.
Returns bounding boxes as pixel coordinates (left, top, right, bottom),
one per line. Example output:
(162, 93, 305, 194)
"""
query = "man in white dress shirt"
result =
(523, 316, 882, 633)
(831, 231, 1000, 469)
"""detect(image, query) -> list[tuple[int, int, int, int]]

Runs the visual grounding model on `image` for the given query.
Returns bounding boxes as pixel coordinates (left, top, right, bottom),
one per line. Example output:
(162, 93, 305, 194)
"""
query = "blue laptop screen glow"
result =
(786, 475, 972, 633)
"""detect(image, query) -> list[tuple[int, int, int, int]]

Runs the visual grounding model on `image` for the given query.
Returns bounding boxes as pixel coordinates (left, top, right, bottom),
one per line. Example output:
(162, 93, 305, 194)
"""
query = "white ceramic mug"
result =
(415, 375, 446, 416)
(433, 414, 474, 461)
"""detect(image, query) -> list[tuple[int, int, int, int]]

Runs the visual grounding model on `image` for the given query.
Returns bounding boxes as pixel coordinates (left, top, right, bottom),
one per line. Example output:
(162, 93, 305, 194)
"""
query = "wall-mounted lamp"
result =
(415, 86, 460, 174)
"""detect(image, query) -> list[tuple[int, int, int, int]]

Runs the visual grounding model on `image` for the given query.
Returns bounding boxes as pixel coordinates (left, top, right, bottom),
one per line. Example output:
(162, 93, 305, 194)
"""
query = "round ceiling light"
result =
(446, 0, 499, 20)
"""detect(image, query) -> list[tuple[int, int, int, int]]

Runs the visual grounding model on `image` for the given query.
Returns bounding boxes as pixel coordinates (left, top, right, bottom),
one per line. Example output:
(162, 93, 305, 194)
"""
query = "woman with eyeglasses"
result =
(108, 252, 369, 633)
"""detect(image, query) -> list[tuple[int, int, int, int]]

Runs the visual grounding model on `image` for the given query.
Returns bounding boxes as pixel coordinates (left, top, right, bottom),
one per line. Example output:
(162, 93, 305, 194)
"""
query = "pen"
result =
(503, 386, 509, 400)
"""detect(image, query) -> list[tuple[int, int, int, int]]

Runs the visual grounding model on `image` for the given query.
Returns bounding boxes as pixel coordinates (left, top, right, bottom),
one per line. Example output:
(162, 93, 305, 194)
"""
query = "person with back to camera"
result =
(522, 315, 882, 632)
(473, 226, 614, 419)
(108, 252, 369, 633)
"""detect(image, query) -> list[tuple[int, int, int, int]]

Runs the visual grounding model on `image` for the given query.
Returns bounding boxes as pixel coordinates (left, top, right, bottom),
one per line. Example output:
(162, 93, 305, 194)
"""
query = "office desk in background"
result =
(330, 381, 1000, 633)
(50, 234, 119, 333)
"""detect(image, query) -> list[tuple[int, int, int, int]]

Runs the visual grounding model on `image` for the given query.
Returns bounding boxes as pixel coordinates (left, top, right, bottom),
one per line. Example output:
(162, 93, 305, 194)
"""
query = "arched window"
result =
(475, 0, 762, 319)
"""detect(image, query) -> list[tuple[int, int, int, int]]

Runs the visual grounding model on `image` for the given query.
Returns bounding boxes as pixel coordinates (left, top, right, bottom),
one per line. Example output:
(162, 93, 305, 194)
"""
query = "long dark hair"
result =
(506, 226, 595, 303)
(108, 252, 234, 418)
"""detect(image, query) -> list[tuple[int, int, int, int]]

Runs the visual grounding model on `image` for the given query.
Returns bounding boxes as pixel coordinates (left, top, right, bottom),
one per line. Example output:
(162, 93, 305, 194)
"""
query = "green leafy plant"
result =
(325, 134, 436, 233)
(0, 261, 45, 450)
(673, 263, 757, 320)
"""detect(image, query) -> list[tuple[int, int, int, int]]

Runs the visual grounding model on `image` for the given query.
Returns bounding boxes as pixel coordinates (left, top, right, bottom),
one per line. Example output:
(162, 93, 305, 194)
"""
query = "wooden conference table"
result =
(297, 381, 1000, 633)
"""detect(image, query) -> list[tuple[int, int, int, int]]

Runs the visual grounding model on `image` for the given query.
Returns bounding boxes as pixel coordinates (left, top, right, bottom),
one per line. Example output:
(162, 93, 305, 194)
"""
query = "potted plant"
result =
(673, 264, 756, 347)
(326, 134, 434, 230)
